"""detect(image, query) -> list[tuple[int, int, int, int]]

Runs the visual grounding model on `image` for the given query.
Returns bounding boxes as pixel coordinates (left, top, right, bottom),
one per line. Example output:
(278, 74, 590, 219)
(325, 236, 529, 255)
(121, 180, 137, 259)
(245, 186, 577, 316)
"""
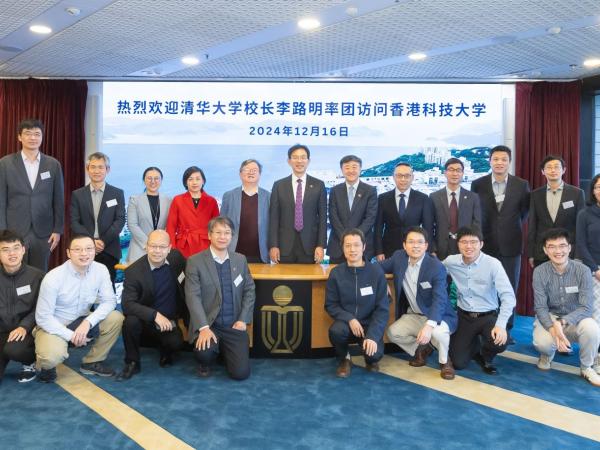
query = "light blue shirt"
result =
(443, 252, 516, 329)
(35, 260, 117, 341)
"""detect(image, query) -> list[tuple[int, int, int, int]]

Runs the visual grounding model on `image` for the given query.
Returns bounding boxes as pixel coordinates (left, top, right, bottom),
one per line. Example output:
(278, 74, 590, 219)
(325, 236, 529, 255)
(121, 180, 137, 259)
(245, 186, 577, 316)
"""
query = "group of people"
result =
(1, 118, 599, 388)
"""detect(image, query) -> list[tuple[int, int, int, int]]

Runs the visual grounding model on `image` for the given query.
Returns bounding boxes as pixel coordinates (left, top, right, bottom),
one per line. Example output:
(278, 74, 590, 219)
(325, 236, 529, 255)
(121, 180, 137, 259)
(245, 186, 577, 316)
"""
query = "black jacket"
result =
(0, 264, 44, 333)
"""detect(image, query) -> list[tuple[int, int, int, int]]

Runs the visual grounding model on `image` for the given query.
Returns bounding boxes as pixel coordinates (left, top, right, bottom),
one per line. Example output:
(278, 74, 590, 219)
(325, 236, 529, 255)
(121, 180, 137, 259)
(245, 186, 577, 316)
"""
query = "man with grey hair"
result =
(220, 159, 270, 263)
(70, 152, 125, 284)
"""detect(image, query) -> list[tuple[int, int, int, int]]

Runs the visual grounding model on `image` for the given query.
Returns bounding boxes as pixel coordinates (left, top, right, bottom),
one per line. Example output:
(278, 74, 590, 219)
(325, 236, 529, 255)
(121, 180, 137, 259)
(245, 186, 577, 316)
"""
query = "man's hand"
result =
(232, 321, 246, 331)
(269, 247, 280, 264)
(491, 326, 508, 346)
(348, 319, 364, 338)
(48, 233, 61, 252)
(416, 324, 433, 345)
(154, 312, 174, 332)
(363, 338, 377, 357)
(70, 319, 91, 347)
(314, 246, 324, 264)
(195, 327, 218, 351)
(528, 257, 535, 269)
(94, 239, 105, 254)
(594, 270, 600, 282)
(376, 254, 385, 262)
(550, 321, 572, 353)
(7, 326, 27, 342)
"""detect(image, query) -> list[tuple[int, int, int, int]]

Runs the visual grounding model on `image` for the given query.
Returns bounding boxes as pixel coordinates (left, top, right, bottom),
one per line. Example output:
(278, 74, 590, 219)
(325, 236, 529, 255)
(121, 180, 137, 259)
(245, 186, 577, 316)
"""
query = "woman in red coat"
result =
(166, 166, 219, 257)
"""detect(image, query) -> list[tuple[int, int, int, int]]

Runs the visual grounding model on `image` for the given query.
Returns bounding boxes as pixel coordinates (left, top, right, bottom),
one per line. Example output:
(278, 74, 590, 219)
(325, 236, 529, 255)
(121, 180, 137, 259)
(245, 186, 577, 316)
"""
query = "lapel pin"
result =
(357, 193, 362, 198)
(309, 184, 313, 189)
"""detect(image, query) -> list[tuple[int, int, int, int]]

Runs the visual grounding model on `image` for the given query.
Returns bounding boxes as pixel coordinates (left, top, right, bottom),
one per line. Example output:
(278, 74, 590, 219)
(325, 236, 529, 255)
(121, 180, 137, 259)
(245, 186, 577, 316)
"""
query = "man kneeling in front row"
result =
(117, 230, 187, 381)
(185, 216, 255, 380)
(533, 228, 600, 386)
(325, 228, 389, 377)
(34, 234, 123, 383)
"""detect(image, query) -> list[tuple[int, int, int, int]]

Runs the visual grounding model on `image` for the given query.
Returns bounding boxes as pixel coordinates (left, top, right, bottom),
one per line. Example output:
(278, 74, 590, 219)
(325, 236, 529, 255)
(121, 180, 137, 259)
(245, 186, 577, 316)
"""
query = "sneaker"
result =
(17, 364, 37, 383)
(537, 354, 552, 371)
(581, 367, 600, 387)
(593, 354, 600, 375)
(80, 362, 115, 377)
(38, 367, 57, 383)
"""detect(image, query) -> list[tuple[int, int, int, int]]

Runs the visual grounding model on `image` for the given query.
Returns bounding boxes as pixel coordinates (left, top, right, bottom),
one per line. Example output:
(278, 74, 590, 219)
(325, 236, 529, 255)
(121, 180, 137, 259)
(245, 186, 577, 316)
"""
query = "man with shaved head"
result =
(117, 230, 187, 381)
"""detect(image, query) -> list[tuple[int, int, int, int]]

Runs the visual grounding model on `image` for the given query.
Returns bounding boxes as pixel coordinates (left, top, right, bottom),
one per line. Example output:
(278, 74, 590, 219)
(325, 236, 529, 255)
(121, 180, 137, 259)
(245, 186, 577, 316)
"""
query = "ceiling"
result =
(1, 0, 600, 81)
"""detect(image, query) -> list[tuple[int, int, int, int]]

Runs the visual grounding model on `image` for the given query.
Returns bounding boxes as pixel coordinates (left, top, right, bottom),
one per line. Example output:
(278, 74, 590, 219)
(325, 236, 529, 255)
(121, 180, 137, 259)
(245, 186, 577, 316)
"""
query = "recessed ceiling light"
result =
(181, 56, 200, 66)
(408, 52, 427, 61)
(583, 58, 600, 68)
(547, 26, 562, 35)
(29, 24, 52, 34)
(298, 17, 321, 30)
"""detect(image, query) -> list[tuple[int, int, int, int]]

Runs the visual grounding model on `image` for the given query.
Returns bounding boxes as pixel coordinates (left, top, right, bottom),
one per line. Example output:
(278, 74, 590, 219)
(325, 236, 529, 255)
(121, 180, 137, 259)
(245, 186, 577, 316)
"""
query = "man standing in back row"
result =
(269, 144, 327, 264)
(0, 119, 64, 272)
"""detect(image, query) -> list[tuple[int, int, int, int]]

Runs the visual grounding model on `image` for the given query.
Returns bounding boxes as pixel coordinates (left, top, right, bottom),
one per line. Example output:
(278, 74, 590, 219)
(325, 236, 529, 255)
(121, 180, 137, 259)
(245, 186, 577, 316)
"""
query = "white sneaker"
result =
(581, 367, 600, 387)
(17, 364, 37, 383)
(593, 354, 600, 375)
(537, 354, 552, 371)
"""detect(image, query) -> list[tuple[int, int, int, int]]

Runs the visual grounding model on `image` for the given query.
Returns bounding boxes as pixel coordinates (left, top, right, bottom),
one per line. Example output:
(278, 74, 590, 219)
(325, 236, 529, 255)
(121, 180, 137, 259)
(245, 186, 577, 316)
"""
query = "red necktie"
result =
(449, 192, 458, 233)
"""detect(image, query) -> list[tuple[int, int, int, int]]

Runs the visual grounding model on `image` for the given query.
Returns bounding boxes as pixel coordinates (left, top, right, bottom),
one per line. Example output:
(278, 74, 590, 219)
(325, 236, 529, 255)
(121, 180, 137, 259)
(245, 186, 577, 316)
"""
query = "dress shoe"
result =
(409, 344, 433, 367)
(116, 362, 140, 381)
(159, 353, 173, 368)
(336, 359, 352, 378)
(473, 353, 498, 375)
(197, 365, 211, 378)
(365, 362, 380, 373)
(440, 360, 455, 380)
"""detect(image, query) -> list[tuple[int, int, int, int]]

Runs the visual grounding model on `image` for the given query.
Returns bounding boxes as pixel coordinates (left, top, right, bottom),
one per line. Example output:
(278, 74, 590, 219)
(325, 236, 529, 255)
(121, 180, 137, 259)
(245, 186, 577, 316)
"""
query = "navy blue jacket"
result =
(379, 250, 457, 333)
(576, 204, 600, 272)
(325, 262, 389, 341)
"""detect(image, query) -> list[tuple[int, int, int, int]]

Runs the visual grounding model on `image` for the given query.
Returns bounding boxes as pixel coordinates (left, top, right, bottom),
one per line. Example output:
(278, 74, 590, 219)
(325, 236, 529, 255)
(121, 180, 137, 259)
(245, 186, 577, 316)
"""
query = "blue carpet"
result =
(2, 315, 599, 449)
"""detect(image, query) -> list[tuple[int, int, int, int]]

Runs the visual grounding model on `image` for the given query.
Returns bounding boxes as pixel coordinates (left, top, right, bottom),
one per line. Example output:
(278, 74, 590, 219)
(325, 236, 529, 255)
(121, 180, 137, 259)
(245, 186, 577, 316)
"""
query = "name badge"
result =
(40, 171, 51, 180)
(16, 285, 31, 296)
(360, 286, 373, 296)
(495, 194, 505, 203)
(565, 286, 579, 294)
(420, 281, 432, 289)
(562, 200, 574, 209)
(178, 272, 185, 283)
(234, 274, 243, 287)
(106, 199, 117, 208)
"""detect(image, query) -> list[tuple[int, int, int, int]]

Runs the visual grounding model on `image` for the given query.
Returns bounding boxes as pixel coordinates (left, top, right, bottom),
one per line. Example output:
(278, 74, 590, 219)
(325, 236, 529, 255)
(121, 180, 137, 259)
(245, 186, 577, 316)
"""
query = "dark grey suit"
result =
(268, 174, 327, 263)
(220, 186, 270, 263)
(430, 187, 482, 260)
(185, 249, 255, 379)
(327, 181, 377, 263)
(0, 152, 64, 271)
(70, 183, 126, 282)
(528, 183, 585, 264)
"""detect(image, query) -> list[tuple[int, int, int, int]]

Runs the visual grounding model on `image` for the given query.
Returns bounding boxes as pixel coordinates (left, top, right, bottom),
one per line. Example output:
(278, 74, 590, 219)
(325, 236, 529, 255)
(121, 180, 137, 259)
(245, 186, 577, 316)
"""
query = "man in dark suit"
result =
(382, 227, 457, 380)
(327, 155, 377, 264)
(268, 144, 327, 264)
(185, 216, 255, 380)
(528, 155, 585, 268)
(471, 146, 530, 334)
(70, 152, 125, 284)
(430, 158, 481, 261)
(374, 162, 434, 260)
(117, 230, 187, 381)
(0, 119, 64, 271)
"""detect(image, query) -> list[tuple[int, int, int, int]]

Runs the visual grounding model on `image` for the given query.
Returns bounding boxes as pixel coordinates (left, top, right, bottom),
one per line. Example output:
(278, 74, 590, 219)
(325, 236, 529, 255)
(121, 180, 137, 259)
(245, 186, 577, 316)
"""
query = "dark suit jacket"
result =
(121, 249, 188, 322)
(471, 174, 530, 257)
(0, 152, 64, 237)
(527, 183, 585, 262)
(70, 183, 126, 260)
(184, 249, 255, 343)
(379, 250, 457, 332)
(430, 187, 481, 260)
(327, 181, 377, 261)
(268, 174, 327, 256)
(374, 189, 434, 258)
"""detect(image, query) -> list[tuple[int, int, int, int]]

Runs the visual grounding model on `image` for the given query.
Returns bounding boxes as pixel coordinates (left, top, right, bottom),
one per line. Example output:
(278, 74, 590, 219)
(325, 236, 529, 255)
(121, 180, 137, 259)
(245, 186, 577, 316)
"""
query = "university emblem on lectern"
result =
(261, 285, 304, 353)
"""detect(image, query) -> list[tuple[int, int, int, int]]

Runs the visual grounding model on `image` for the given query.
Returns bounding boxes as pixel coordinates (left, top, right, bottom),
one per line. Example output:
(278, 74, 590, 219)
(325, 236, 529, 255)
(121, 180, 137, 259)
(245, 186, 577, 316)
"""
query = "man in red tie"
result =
(430, 158, 481, 260)
(268, 145, 327, 264)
